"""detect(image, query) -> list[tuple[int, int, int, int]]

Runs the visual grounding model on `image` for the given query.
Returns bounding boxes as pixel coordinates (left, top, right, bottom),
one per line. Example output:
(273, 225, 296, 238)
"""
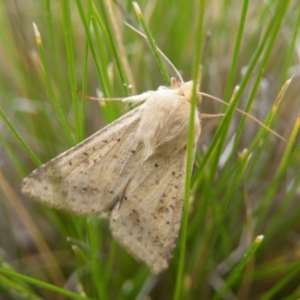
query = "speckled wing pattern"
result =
(22, 107, 144, 215)
(110, 146, 189, 274)
(22, 80, 201, 274)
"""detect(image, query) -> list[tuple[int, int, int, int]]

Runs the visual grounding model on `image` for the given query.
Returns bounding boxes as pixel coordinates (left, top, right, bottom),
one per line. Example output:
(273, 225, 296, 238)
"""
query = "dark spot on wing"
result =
(158, 206, 169, 214)
(155, 163, 159, 167)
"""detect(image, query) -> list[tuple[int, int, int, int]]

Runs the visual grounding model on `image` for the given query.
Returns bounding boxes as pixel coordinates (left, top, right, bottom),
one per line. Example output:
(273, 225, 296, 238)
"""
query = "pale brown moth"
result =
(22, 79, 202, 274)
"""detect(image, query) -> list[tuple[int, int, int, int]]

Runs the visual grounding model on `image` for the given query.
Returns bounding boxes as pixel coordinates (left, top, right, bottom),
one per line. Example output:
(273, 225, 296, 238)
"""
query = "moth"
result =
(22, 79, 202, 274)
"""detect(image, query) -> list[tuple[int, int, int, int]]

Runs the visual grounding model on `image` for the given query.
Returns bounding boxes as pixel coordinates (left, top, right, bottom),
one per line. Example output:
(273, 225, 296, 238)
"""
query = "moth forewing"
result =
(22, 108, 143, 214)
(22, 81, 201, 273)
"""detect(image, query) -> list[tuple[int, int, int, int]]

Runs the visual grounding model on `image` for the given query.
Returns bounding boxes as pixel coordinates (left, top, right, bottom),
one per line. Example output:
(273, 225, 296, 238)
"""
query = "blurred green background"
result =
(0, 0, 300, 299)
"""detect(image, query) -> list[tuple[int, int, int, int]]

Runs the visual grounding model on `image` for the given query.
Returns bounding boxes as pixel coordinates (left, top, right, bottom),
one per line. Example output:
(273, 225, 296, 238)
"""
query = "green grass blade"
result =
(0, 106, 42, 166)
(173, 2, 206, 299)
(0, 267, 89, 299)
(132, 2, 170, 85)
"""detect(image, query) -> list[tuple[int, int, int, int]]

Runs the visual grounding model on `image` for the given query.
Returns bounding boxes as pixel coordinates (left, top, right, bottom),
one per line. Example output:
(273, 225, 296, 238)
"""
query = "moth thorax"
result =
(134, 84, 201, 159)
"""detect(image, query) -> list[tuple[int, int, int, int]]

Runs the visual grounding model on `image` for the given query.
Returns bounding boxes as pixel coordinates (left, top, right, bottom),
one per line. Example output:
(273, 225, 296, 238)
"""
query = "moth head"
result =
(178, 81, 202, 106)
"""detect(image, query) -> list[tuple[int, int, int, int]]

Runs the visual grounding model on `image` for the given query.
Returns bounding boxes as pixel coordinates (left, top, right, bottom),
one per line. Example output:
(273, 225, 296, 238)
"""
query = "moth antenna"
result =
(200, 113, 225, 119)
(77, 91, 123, 102)
(199, 92, 286, 142)
(124, 21, 184, 83)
